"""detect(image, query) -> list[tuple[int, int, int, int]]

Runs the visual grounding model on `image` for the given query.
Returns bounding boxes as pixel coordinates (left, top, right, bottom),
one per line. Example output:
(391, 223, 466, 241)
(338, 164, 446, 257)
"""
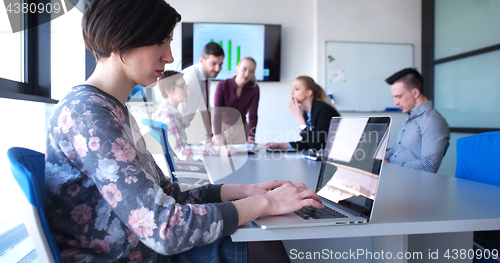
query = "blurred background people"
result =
(265, 76, 340, 151)
(384, 68, 449, 173)
(178, 42, 224, 142)
(213, 57, 260, 145)
(154, 71, 235, 160)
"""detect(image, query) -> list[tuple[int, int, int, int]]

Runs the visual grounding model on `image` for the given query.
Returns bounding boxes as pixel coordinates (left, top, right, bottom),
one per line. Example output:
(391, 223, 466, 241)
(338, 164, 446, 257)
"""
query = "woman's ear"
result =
(306, 89, 313, 98)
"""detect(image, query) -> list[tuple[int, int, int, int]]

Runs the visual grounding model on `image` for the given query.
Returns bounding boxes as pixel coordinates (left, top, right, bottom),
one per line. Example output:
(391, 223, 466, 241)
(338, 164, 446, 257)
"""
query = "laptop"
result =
(254, 116, 391, 229)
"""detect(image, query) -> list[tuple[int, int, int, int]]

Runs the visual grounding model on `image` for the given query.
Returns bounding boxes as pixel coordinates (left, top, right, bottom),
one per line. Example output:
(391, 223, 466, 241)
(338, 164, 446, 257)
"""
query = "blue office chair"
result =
(7, 147, 62, 263)
(127, 85, 148, 103)
(141, 119, 178, 182)
(456, 131, 500, 263)
(456, 131, 500, 187)
(129, 87, 208, 188)
(443, 141, 450, 157)
(140, 119, 209, 186)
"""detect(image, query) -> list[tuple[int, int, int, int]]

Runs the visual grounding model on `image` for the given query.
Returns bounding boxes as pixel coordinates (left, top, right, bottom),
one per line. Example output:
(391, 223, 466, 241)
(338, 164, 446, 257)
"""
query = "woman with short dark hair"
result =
(45, 0, 322, 262)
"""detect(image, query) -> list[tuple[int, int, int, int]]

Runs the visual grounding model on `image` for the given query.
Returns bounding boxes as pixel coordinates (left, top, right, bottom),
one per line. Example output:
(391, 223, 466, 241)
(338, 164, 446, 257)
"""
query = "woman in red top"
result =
(213, 57, 260, 145)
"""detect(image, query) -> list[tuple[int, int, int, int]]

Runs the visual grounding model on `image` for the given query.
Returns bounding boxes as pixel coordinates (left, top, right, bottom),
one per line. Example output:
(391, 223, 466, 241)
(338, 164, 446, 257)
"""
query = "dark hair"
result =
(157, 71, 184, 99)
(82, 0, 181, 60)
(385, 68, 425, 96)
(201, 42, 225, 58)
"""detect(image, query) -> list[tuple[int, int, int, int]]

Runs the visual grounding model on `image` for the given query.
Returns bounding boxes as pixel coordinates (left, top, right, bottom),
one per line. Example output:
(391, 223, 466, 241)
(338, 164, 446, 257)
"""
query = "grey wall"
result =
(162, 0, 422, 144)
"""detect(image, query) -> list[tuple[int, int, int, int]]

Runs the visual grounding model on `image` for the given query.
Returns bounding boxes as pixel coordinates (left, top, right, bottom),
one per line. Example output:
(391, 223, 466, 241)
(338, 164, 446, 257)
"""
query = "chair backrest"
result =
(7, 147, 62, 263)
(455, 131, 500, 187)
(127, 85, 147, 103)
(140, 119, 178, 182)
(443, 141, 450, 157)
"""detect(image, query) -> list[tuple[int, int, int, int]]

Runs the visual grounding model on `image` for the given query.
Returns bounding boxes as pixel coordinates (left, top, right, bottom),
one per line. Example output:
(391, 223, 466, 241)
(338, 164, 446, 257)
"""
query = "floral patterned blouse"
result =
(45, 85, 238, 263)
(153, 101, 218, 161)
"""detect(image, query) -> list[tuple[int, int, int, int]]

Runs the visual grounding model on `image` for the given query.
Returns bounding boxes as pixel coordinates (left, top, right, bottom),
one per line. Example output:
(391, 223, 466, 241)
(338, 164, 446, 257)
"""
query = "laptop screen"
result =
(316, 116, 391, 219)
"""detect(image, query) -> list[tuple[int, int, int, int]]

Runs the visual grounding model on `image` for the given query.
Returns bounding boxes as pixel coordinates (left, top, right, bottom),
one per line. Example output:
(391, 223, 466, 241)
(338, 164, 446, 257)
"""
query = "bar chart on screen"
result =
(194, 23, 265, 80)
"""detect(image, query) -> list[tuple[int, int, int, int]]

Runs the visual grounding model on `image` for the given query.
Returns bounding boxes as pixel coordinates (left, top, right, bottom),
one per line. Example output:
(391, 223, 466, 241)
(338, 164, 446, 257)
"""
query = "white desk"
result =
(204, 152, 500, 262)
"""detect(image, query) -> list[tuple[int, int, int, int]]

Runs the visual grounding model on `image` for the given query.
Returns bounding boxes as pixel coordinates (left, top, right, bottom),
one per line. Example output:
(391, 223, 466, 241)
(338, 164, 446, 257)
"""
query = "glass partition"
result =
(435, 0, 500, 60)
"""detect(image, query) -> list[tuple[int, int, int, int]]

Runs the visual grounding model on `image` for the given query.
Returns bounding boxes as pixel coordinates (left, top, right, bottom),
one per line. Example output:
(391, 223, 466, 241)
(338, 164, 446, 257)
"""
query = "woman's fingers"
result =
(261, 180, 290, 190)
(297, 188, 323, 204)
(266, 183, 324, 215)
(301, 197, 324, 209)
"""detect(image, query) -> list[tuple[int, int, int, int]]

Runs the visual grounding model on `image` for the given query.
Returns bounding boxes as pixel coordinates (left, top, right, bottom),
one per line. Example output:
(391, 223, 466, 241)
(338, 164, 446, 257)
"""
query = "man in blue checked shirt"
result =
(384, 68, 450, 173)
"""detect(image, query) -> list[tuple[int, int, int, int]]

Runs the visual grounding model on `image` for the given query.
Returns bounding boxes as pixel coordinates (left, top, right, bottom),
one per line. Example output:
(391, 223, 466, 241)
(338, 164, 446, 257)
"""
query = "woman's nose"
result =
(162, 48, 174, 64)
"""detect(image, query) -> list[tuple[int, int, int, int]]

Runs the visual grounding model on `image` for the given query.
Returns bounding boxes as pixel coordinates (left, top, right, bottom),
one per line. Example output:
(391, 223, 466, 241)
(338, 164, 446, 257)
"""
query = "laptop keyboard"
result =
(294, 206, 348, 220)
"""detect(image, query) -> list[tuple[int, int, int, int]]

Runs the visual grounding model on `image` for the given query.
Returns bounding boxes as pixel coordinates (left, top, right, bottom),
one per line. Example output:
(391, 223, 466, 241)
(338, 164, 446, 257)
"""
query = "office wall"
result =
(316, 0, 421, 160)
(316, 0, 422, 88)
(164, 0, 317, 143)
(163, 0, 422, 144)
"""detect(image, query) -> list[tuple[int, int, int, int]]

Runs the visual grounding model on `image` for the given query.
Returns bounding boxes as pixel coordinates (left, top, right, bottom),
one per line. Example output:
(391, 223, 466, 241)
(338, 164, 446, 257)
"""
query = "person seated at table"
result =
(45, 0, 323, 262)
(265, 76, 340, 151)
(213, 57, 260, 145)
(384, 68, 450, 173)
(153, 70, 236, 161)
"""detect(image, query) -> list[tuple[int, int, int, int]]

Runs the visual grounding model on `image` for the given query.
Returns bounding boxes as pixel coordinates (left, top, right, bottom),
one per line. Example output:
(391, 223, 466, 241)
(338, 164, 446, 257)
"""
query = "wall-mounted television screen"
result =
(182, 22, 281, 82)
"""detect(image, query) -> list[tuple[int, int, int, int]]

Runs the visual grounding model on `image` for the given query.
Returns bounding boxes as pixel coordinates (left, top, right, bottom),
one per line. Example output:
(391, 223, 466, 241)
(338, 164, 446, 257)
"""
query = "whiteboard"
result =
(325, 41, 413, 111)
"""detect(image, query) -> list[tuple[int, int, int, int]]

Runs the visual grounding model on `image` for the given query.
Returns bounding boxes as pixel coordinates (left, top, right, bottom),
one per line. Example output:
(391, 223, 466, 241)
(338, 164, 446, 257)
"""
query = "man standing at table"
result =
(384, 68, 450, 173)
(178, 42, 224, 142)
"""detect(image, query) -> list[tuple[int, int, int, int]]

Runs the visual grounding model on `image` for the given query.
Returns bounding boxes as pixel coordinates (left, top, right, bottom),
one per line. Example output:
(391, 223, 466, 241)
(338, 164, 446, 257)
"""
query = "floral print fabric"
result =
(45, 85, 237, 263)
